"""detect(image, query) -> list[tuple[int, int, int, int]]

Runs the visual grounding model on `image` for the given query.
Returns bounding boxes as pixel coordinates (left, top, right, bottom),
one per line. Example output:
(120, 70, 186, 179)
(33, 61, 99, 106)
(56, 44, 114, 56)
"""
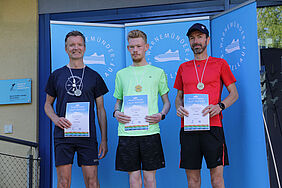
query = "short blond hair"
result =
(127, 30, 147, 43)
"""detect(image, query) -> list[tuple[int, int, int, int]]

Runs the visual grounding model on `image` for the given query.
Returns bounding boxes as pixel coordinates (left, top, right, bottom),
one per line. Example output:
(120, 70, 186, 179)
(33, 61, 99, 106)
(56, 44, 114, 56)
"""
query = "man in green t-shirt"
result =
(113, 29, 171, 188)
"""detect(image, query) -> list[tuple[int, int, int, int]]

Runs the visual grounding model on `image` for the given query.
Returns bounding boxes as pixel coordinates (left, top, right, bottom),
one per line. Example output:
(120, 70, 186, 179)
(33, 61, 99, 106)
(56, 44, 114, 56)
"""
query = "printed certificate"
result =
(123, 95, 149, 131)
(184, 94, 210, 131)
(64, 102, 90, 137)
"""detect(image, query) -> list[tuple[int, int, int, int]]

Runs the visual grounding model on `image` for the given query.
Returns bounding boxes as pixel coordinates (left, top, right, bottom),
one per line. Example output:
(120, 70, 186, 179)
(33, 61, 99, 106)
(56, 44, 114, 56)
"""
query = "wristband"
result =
(113, 110, 120, 117)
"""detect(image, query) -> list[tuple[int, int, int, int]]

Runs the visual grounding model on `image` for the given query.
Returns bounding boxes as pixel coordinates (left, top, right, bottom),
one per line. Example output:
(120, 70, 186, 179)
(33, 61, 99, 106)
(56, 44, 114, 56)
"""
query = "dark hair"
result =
(127, 30, 147, 43)
(65, 31, 86, 46)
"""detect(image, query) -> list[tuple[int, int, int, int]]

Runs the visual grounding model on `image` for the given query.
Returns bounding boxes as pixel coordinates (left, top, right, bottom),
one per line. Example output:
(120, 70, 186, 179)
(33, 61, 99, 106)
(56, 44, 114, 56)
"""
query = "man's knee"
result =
(82, 165, 99, 188)
(143, 175, 155, 186)
(57, 176, 71, 188)
(187, 175, 201, 187)
(129, 171, 142, 187)
(210, 166, 224, 188)
(131, 176, 142, 186)
(211, 176, 224, 188)
(86, 178, 99, 188)
(57, 165, 72, 188)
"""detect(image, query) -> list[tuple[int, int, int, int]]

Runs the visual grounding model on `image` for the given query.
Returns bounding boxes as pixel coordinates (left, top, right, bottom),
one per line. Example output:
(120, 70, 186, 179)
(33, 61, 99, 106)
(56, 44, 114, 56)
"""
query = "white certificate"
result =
(184, 94, 210, 131)
(64, 102, 90, 137)
(123, 95, 149, 131)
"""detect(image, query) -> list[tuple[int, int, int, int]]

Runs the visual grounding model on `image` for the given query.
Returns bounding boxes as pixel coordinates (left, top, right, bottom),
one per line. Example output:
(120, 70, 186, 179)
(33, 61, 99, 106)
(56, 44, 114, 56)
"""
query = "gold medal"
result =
(135, 85, 142, 92)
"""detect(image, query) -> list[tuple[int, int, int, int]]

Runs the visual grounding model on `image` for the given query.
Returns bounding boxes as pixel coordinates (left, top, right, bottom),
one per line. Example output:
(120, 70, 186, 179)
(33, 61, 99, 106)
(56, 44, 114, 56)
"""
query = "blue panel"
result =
(125, 19, 212, 187)
(211, 2, 270, 188)
(39, 14, 52, 188)
(50, 23, 126, 188)
(0, 78, 31, 105)
(40, 3, 223, 187)
(50, 19, 211, 188)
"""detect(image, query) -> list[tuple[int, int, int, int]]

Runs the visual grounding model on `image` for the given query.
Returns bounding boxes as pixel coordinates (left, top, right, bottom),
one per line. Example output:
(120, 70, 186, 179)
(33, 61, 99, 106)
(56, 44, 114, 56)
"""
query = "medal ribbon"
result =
(68, 65, 85, 94)
(193, 56, 209, 86)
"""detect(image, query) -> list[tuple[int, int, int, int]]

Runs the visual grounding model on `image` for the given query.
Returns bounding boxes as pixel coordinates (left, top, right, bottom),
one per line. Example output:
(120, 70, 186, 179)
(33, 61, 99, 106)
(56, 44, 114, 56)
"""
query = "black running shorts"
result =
(116, 134, 165, 172)
(180, 126, 229, 169)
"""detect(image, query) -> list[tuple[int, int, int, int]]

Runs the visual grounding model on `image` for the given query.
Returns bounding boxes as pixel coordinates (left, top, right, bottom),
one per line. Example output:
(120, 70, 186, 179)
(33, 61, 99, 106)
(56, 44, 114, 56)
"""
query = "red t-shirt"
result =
(174, 57, 236, 127)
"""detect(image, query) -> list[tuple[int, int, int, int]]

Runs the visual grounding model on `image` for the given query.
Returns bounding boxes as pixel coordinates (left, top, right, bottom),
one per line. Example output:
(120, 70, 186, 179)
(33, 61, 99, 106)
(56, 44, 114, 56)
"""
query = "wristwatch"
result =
(218, 102, 225, 111)
(160, 112, 166, 120)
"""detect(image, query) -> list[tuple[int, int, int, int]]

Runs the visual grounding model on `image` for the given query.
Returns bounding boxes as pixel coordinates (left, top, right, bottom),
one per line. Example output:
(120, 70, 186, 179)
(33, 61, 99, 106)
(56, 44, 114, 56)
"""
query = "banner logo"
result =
(146, 32, 190, 79)
(154, 49, 180, 62)
(85, 35, 116, 78)
(219, 21, 246, 71)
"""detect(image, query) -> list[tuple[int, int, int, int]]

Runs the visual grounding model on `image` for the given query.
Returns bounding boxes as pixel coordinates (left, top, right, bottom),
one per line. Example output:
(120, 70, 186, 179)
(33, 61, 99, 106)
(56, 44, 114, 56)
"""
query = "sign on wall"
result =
(0, 78, 31, 105)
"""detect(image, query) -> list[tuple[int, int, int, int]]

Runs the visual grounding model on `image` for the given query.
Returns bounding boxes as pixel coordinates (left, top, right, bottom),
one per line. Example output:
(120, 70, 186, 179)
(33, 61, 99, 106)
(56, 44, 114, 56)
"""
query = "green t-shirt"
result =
(114, 64, 169, 136)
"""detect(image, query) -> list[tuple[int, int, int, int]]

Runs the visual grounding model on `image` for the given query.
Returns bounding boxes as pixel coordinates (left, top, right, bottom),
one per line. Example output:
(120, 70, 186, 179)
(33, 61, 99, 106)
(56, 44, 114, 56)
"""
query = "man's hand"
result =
(176, 106, 189, 118)
(54, 117, 72, 129)
(202, 104, 222, 117)
(114, 111, 131, 124)
(145, 113, 162, 124)
(98, 140, 108, 159)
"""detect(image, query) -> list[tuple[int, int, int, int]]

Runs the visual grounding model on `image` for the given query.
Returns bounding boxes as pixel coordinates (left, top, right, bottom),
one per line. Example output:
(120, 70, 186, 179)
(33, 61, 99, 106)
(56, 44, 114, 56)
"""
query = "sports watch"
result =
(160, 112, 166, 120)
(218, 102, 225, 110)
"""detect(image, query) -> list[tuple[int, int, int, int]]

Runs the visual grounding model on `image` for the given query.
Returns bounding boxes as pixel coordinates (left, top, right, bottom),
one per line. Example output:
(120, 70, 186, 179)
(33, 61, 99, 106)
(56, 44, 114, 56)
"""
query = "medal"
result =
(135, 85, 142, 92)
(74, 89, 82, 96)
(193, 57, 209, 91)
(132, 66, 146, 92)
(68, 65, 85, 97)
(197, 82, 205, 90)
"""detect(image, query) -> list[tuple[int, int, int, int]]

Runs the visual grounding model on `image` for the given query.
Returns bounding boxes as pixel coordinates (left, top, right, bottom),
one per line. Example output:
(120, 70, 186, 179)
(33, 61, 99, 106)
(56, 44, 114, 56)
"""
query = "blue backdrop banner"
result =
(49, 2, 269, 186)
(211, 2, 270, 188)
(125, 18, 211, 188)
(50, 22, 126, 188)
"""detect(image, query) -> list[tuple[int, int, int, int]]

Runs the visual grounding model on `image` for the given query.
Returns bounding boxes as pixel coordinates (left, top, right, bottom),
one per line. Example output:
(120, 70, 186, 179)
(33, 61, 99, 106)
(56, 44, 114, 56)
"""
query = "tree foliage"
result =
(257, 6, 282, 48)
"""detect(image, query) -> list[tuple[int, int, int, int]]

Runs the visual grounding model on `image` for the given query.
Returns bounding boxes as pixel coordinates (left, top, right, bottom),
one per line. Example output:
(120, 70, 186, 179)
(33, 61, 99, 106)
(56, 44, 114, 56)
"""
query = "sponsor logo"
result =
(219, 21, 246, 71)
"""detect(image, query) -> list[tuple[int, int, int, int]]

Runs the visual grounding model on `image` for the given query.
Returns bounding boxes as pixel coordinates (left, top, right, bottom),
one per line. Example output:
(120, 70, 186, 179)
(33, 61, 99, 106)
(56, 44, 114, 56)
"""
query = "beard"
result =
(132, 54, 143, 63)
(191, 41, 208, 54)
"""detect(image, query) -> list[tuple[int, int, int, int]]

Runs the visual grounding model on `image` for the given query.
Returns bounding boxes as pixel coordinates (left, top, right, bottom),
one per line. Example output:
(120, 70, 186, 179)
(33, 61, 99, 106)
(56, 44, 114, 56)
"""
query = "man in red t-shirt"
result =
(174, 23, 239, 188)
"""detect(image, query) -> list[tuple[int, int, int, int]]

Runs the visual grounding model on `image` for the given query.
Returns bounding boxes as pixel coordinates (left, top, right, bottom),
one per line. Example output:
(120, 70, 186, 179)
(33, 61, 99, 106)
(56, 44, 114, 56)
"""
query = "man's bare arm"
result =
(113, 99, 131, 124)
(202, 83, 239, 117)
(175, 90, 189, 118)
(95, 95, 108, 159)
(44, 94, 71, 129)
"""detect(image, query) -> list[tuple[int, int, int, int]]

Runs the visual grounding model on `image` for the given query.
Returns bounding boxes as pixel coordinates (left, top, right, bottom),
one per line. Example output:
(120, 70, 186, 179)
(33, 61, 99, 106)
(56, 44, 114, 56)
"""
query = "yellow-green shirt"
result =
(114, 65, 169, 136)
